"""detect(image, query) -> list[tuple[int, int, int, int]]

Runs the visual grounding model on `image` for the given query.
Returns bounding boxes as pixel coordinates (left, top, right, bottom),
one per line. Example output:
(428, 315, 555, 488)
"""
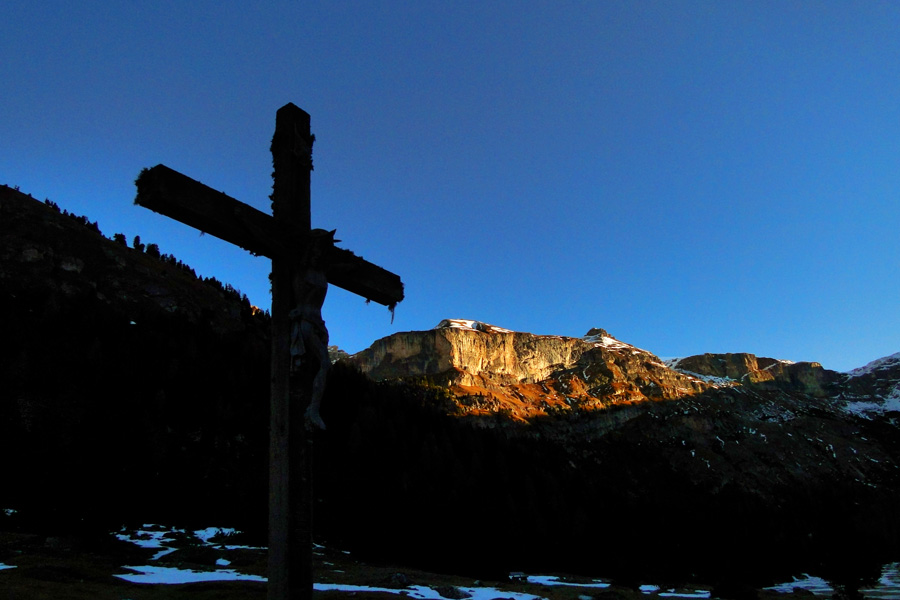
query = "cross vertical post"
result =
(269, 104, 314, 600)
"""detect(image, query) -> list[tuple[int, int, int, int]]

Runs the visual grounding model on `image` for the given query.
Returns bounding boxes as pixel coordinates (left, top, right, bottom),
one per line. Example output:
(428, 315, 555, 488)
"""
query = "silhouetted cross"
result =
(134, 103, 404, 600)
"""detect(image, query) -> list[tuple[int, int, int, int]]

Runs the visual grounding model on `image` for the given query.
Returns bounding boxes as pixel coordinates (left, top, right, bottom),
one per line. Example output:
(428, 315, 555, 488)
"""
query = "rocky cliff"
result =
(667, 352, 843, 396)
(346, 319, 845, 419)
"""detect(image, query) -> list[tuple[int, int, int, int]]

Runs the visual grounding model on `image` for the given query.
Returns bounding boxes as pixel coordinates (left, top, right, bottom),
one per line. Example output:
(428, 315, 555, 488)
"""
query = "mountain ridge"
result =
(344, 318, 869, 420)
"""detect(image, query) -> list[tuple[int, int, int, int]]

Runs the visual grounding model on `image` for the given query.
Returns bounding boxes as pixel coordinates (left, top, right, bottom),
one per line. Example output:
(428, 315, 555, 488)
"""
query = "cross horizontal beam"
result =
(135, 164, 404, 307)
(135, 164, 282, 256)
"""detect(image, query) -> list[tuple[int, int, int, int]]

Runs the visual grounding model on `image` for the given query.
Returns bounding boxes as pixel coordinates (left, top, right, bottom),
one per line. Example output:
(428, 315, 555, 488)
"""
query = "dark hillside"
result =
(0, 185, 271, 532)
(314, 367, 900, 585)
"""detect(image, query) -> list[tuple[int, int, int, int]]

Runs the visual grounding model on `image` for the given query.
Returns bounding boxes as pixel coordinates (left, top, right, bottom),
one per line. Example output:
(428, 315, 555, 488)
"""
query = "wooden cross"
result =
(133, 103, 404, 600)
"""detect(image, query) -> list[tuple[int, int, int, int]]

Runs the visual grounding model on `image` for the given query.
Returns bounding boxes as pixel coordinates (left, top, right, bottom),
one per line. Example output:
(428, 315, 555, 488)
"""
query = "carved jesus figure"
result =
(289, 229, 335, 430)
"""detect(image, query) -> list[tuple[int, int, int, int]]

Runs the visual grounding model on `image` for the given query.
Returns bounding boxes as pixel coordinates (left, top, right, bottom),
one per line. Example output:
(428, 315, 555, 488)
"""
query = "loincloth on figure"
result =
(289, 311, 329, 363)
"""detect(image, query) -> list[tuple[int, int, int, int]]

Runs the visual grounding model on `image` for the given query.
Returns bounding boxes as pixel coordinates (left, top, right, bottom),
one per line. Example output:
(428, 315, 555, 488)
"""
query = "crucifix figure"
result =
(290, 228, 336, 431)
(133, 103, 404, 600)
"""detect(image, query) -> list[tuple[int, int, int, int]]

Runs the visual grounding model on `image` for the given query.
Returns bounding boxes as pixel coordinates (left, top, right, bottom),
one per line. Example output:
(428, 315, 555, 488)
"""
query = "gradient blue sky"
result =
(3, 1, 899, 371)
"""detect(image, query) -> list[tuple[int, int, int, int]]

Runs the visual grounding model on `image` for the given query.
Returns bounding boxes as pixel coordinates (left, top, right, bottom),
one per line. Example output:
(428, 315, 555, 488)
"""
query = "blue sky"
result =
(2, 1, 898, 372)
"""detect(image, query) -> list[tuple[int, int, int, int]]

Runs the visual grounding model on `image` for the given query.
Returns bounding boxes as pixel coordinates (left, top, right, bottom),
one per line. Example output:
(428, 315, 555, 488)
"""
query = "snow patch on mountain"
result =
(844, 396, 900, 418)
(842, 352, 900, 418)
(435, 319, 513, 334)
(434, 320, 654, 359)
(663, 357, 684, 369)
(847, 352, 900, 377)
(582, 328, 656, 359)
(764, 358, 796, 368)
(662, 357, 737, 388)
(677, 371, 737, 388)
(583, 331, 636, 351)
(843, 383, 900, 418)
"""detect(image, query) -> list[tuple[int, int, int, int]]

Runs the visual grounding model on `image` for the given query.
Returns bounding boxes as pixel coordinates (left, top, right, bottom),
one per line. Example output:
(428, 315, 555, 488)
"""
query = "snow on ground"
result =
(638, 585, 710, 598)
(113, 524, 266, 583)
(526, 575, 609, 588)
(114, 525, 183, 560)
(115, 564, 265, 584)
(879, 563, 900, 587)
(873, 563, 900, 596)
(104, 525, 900, 598)
(193, 526, 237, 543)
(110, 524, 703, 595)
(765, 574, 833, 595)
(765, 563, 900, 598)
(0, 509, 19, 571)
(315, 583, 545, 600)
(861, 563, 900, 599)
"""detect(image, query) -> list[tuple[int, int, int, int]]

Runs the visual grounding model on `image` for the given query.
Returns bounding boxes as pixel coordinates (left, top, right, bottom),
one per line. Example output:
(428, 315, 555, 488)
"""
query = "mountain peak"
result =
(847, 351, 900, 378)
(582, 327, 647, 353)
(434, 319, 513, 334)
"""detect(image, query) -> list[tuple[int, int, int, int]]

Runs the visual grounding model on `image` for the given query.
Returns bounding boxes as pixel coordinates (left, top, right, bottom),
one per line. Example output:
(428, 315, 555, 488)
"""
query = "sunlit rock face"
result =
(346, 319, 711, 419)
(345, 319, 857, 419)
(667, 352, 842, 397)
(352, 319, 587, 383)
